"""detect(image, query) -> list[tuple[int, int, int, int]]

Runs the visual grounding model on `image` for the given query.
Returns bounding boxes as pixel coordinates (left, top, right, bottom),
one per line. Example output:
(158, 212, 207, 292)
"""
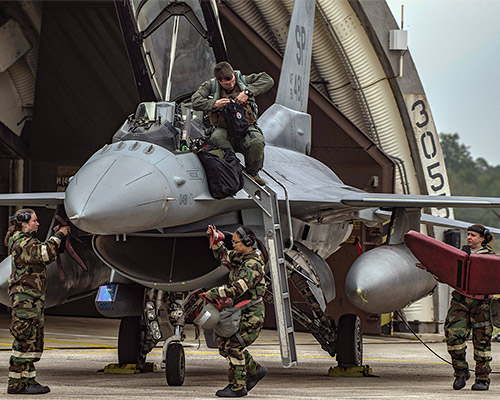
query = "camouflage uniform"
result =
(205, 241, 266, 392)
(7, 229, 65, 393)
(191, 71, 274, 176)
(445, 245, 494, 383)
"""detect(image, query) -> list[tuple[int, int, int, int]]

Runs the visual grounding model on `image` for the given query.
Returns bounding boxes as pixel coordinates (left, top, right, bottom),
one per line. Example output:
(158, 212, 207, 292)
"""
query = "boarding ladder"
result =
(242, 170, 298, 367)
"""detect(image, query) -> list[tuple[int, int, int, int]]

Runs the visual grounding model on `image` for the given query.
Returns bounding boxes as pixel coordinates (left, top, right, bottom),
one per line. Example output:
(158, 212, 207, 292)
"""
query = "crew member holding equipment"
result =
(5, 209, 70, 395)
(445, 224, 495, 391)
(200, 225, 268, 397)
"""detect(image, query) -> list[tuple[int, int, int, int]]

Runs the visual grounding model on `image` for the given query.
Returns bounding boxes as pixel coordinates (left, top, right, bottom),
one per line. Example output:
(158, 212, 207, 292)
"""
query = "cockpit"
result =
(112, 0, 225, 152)
(130, 0, 218, 102)
(112, 100, 206, 152)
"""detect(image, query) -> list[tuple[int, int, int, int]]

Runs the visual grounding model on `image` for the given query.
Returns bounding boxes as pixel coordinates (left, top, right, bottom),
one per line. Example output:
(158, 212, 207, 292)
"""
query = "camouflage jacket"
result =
(206, 242, 266, 303)
(465, 245, 494, 255)
(8, 230, 66, 300)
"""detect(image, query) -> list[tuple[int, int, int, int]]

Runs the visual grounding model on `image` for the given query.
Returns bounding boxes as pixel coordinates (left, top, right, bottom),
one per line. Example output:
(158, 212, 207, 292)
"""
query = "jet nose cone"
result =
(65, 155, 170, 234)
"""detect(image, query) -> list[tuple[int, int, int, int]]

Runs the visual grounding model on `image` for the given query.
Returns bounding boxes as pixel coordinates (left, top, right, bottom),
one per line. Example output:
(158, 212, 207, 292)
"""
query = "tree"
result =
(440, 133, 500, 228)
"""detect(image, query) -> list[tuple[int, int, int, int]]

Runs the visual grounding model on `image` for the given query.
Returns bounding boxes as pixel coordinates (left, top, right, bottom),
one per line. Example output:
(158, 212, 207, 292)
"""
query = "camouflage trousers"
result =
(444, 291, 492, 382)
(209, 125, 265, 176)
(218, 303, 265, 391)
(8, 293, 45, 393)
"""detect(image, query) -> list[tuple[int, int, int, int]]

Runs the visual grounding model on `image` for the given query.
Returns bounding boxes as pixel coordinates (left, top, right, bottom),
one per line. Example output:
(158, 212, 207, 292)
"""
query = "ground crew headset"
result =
(483, 228, 492, 242)
(468, 225, 492, 242)
(9, 211, 31, 223)
(236, 227, 254, 247)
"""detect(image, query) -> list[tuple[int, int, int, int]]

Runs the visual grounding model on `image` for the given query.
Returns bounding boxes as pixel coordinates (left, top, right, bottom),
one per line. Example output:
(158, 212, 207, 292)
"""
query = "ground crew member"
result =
(191, 61, 274, 186)
(5, 209, 70, 395)
(200, 225, 268, 397)
(445, 224, 495, 391)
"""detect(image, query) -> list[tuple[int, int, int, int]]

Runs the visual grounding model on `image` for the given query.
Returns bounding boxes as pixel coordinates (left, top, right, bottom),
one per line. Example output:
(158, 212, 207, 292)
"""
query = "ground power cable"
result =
(395, 310, 500, 375)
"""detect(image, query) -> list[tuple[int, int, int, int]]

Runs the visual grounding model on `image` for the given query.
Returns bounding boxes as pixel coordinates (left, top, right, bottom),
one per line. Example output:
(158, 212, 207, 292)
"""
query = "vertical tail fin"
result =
(259, 0, 315, 154)
(275, 0, 315, 113)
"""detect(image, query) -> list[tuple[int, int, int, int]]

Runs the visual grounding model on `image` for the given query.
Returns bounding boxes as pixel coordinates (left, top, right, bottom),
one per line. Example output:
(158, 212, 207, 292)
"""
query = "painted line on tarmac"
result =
(0, 328, 118, 340)
(44, 339, 115, 348)
(18, 346, 500, 369)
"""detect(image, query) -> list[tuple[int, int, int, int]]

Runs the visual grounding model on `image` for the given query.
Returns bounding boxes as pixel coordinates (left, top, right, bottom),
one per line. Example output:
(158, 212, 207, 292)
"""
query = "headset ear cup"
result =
(17, 212, 31, 223)
(236, 227, 253, 247)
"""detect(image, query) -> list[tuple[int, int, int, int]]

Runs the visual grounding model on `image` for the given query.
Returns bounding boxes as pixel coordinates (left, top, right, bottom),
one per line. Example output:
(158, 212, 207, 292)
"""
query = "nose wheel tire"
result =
(166, 342, 185, 386)
(336, 313, 363, 367)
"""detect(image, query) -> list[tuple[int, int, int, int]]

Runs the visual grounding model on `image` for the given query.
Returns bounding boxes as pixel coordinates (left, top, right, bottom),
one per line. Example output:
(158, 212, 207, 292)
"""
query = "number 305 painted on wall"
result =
(411, 99, 450, 218)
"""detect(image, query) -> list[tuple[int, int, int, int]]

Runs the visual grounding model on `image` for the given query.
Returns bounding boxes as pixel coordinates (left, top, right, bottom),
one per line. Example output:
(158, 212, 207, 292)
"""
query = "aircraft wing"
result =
(340, 193, 500, 208)
(0, 192, 65, 207)
(374, 209, 500, 235)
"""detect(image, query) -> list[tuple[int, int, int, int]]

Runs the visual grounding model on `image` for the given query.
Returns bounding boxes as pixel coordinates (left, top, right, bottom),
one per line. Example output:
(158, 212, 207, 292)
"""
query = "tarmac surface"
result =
(1, 313, 500, 399)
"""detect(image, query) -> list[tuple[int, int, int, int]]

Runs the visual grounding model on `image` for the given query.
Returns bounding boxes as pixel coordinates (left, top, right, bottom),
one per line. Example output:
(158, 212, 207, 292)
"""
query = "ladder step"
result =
(249, 175, 297, 367)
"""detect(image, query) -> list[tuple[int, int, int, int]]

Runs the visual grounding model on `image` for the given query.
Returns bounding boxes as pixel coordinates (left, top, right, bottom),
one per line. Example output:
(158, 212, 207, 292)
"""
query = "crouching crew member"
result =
(446, 224, 495, 391)
(201, 225, 268, 397)
(5, 209, 70, 395)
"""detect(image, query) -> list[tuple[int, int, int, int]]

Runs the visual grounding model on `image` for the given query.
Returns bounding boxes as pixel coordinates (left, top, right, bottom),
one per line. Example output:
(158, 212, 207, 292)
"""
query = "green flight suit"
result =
(191, 71, 274, 176)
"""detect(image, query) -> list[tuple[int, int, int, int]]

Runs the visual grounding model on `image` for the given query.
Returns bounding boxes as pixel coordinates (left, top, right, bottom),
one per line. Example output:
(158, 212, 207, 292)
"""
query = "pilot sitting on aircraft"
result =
(191, 61, 274, 186)
(200, 225, 268, 397)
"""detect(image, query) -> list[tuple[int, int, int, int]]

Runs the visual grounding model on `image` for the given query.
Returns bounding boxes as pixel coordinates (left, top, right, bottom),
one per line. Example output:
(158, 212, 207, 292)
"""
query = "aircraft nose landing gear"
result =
(161, 291, 200, 386)
(164, 329, 185, 386)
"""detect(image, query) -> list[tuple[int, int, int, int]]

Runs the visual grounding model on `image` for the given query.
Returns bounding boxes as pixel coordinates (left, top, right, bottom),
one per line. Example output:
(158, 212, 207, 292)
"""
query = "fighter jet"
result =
(2, 0, 500, 387)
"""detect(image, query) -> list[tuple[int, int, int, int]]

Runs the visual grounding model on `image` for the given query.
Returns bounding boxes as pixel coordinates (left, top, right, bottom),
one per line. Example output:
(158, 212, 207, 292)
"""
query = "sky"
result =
(385, 0, 500, 166)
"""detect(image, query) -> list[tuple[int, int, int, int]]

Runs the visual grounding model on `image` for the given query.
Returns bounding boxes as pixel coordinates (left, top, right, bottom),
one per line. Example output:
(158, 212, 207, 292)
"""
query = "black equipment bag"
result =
(197, 145, 244, 199)
(222, 100, 249, 138)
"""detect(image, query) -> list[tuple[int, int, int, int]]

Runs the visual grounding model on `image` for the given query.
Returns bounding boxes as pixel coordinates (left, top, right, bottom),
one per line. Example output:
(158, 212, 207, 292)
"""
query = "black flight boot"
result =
(471, 380, 489, 391)
(215, 385, 247, 397)
(453, 372, 470, 390)
(246, 366, 267, 391)
(8, 382, 51, 395)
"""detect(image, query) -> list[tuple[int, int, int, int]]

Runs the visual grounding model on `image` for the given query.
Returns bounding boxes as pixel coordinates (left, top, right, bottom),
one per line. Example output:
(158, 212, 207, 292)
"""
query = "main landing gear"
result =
(118, 316, 150, 370)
